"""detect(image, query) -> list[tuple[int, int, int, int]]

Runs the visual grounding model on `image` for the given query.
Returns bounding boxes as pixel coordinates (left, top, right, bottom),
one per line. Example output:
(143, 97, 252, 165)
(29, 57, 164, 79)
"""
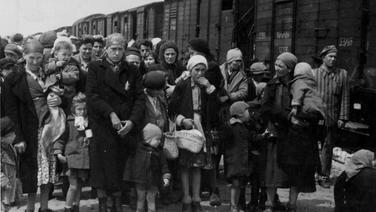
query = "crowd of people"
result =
(1, 30, 375, 212)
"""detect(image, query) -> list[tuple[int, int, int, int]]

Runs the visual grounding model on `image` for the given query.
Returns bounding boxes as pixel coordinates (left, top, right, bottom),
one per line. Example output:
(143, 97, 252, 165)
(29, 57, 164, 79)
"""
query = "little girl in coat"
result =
(54, 92, 91, 212)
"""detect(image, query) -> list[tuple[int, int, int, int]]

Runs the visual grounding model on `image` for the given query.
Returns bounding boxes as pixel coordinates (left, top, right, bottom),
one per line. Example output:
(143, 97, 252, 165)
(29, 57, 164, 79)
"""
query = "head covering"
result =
(250, 62, 267, 75)
(159, 41, 178, 65)
(151, 37, 161, 47)
(12, 33, 23, 43)
(24, 40, 44, 55)
(0, 58, 16, 70)
(143, 123, 162, 148)
(226, 48, 243, 63)
(230, 101, 249, 117)
(4, 44, 22, 57)
(124, 47, 141, 58)
(38, 31, 57, 48)
(276, 52, 297, 70)
(106, 33, 125, 48)
(187, 55, 208, 71)
(294, 62, 313, 77)
(144, 71, 166, 90)
(188, 39, 211, 57)
(344, 149, 374, 181)
(320, 45, 337, 57)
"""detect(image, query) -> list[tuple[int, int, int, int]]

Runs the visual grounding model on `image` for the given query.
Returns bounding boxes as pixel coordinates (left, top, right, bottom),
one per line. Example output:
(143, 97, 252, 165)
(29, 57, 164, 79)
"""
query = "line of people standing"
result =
(1, 30, 351, 212)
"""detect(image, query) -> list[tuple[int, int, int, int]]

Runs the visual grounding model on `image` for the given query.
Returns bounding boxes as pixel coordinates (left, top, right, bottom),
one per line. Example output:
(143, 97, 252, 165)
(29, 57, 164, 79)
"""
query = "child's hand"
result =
(83, 137, 91, 146)
(57, 154, 67, 164)
(56, 61, 66, 67)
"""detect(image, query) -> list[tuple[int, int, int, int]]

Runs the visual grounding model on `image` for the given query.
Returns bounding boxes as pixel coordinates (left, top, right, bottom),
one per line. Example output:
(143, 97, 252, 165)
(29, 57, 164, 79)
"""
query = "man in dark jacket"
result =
(86, 33, 145, 212)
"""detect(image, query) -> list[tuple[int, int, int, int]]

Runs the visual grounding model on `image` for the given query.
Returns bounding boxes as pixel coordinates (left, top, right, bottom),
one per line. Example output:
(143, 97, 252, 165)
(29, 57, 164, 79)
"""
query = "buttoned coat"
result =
(86, 59, 145, 191)
(4, 67, 41, 193)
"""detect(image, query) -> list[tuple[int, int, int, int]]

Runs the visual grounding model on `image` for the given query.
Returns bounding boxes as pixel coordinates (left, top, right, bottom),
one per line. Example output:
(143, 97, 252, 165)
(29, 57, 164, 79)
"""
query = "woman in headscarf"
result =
(259, 52, 297, 212)
(334, 149, 376, 212)
(149, 41, 185, 98)
(187, 38, 223, 206)
(4, 39, 65, 212)
(169, 55, 217, 212)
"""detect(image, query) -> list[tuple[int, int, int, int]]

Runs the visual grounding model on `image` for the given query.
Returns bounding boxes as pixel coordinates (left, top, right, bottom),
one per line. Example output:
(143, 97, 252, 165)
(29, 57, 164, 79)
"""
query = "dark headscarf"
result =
(345, 149, 374, 181)
(158, 41, 179, 65)
(188, 38, 212, 59)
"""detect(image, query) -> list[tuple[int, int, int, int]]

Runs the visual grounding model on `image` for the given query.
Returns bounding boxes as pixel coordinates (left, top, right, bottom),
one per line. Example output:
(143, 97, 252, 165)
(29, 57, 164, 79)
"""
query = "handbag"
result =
(175, 129, 205, 153)
(163, 132, 179, 159)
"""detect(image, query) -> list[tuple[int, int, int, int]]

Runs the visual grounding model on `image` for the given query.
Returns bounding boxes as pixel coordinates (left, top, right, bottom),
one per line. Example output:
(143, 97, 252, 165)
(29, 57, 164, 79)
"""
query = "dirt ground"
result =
(8, 181, 334, 212)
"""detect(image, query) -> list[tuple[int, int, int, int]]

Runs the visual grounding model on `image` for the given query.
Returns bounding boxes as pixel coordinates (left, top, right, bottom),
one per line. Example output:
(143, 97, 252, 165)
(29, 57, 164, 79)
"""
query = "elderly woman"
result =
(4, 40, 64, 212)
(86, 33, 145, 212)
(169, 55, 217, 212)
(334, 149, 376, 212)
(259, 52, 297, 212)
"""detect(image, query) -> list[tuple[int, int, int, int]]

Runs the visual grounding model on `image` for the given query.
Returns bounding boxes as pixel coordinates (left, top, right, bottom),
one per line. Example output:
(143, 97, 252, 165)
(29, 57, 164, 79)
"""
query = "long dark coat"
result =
(3, 67, 40, 193)
(86, 59, 145, 192)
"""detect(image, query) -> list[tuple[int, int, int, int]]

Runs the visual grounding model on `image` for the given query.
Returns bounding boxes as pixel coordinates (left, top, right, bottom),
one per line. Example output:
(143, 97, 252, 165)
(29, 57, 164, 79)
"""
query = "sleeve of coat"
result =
(229, 76, 248, 101)
(290, 81, 306, 106)
(128, 70, 146, 129)
(53, 122, 69, 155)
(339, 69, 350, 121)
(334, 172, 347, 212)
(168, 81, 184, 119)
(3, 74, 24, 144)
(61, 65, 80, 85)
(86, 62, 115, 119)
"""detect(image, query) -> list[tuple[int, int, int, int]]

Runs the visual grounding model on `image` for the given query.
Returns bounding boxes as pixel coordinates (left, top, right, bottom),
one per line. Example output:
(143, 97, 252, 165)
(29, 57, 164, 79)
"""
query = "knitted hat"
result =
(188, 39, 211, 57)
(276, 52, 297, 70)
(320, 45, 337, 57)
(159, 41, 178, 64)
(124, 47, 141, 58)
(250, 62, 267, 75)
(106, 33, 125, 48)
(294, 62, 313, 77)
(4, 44, 22, 57)
(187, 55, 208, 71)
(226, 48, 243, 63)
(230, 101, 249, 117)
(143, 123, 162, 148)
(144, 71, 166, 90)
(39, 31, 57, 48)
(24, 40, 44, 54)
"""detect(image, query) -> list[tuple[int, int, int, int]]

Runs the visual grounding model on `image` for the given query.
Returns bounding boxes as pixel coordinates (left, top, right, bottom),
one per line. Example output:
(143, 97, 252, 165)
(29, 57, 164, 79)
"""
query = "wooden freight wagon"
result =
(87, 14, 107, 36)
(163, 0, 254, 65)
(253, 0, 375, 74)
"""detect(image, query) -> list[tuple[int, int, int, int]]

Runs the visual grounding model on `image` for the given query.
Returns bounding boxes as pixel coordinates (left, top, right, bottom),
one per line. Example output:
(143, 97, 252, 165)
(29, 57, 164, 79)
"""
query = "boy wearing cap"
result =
(224, 101, 268, 212)
(4, 44, 22, 63)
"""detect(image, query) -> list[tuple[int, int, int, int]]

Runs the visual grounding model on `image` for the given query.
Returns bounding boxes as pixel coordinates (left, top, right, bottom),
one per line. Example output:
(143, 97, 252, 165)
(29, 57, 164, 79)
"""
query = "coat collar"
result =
(11, 67, 37, 116)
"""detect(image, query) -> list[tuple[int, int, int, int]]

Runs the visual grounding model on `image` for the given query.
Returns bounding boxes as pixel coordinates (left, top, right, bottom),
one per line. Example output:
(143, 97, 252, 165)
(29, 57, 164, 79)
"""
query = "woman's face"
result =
(144, 54, 156, 67)
(190, 63, 207, 83)
(164, 48, 177, 64)
(24, 52, 43, 72)
(274, 59, 290, 77)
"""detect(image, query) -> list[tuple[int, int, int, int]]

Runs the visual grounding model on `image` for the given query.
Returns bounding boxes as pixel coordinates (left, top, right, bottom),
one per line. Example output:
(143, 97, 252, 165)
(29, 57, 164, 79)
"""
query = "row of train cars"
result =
(55, 0, 376, 75)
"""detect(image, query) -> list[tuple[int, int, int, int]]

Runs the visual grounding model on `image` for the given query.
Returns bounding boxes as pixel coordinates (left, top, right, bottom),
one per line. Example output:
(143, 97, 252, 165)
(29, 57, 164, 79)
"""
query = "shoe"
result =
(209, 193, 221, 206)
(72, 205, 79, 212)
(182, 203, 191, 212)
(98, 198, 107, 212)
(191, 201, 202, 212)
(318, 176, 331, 188)
(38, 209, 54, 212)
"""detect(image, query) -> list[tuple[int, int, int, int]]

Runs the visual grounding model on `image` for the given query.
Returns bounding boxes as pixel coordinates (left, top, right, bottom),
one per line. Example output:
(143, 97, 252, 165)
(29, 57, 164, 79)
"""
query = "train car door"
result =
(219, 1, 234, 64)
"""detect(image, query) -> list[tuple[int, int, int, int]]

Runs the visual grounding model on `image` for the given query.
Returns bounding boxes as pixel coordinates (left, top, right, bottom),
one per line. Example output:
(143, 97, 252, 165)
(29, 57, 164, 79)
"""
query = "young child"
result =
(144, 52, 158, 69)
(54, 92, 91, 212)
(45, 39, 80, 112)
(289, 62, 325, 125)
(225, 101, 269, 212)
(124, 123, 171, 212)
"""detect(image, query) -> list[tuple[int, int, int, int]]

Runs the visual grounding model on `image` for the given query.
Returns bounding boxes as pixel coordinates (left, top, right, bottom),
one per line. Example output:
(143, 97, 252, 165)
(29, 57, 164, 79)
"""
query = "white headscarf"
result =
(186, 55, 208, 71)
